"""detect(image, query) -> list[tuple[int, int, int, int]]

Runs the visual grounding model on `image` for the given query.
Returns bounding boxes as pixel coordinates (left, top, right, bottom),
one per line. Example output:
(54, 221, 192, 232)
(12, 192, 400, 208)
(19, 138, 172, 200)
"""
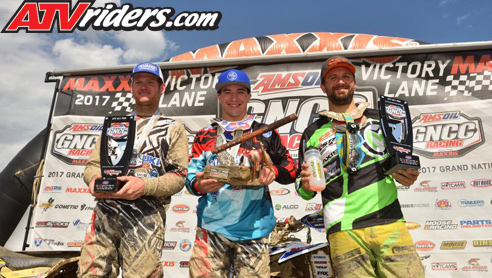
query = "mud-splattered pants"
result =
(189, 227, 270, 278)
(78, 199, 166, 278)
(328, 221, 425, 278)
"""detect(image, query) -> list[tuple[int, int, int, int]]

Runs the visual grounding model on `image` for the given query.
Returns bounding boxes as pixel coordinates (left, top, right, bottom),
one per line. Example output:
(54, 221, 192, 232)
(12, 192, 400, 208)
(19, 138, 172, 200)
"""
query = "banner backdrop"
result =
(28, 48, 492, 277)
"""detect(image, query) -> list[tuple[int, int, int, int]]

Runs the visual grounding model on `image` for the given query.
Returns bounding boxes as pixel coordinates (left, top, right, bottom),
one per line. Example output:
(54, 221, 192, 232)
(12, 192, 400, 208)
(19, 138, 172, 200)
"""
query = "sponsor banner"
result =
(431, 262, 458, 271)
(26, 49, 492, 278)
(413, 111, 485, 159)
(472, 240, 492, 248)
(415, 240, 436, 252)
(440, 241, 467, 250)
(424, 220, 458, 230)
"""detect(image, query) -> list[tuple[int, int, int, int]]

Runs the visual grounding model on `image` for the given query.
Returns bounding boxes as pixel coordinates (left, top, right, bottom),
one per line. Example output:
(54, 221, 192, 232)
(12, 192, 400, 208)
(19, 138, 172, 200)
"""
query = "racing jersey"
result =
(186, 118, 296, 241)
(84, 115, 189, 206)
(296, 107, 404, 235)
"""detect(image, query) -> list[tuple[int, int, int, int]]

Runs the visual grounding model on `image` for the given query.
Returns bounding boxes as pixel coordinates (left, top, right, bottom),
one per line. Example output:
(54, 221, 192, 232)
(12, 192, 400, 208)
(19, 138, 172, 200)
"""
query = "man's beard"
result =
(327, 87, 354, 105)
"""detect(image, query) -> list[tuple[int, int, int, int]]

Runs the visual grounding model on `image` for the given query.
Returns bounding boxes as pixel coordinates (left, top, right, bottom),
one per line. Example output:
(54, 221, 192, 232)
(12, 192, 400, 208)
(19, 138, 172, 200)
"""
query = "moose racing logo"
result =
(412, 111, 484, 158)
(2, 1, 221, 33)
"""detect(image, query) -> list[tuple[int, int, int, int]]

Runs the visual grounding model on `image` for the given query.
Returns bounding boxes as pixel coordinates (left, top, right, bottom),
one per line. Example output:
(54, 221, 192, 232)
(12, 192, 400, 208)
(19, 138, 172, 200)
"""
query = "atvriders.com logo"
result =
(2, 1, 222, 33)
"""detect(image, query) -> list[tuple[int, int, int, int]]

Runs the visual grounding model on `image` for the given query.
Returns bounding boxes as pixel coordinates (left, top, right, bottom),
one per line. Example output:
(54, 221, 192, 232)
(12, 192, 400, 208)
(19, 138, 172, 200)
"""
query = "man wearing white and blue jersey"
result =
(186, 69, 296, 278)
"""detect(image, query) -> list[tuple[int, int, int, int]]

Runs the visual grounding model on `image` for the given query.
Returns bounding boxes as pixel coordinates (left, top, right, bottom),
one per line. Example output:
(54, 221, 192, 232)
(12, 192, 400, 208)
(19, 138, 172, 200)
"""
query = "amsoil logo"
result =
(440, 241, 467, 250)
(2, 1, 221, 33)
(431, 262, 457, 271)
(172, 204, 190, 213)
(424, 220, 457, 230)
(414, 180, 437, 192)
(52, 123, 101, 165)
(413, 111, 484, 159)
(441, 181, 466, 190)
(253, 71, 321, 94)
(415, 240, 436, 251)
(269, 188, 290, 196)
(470, 179, 492, 188)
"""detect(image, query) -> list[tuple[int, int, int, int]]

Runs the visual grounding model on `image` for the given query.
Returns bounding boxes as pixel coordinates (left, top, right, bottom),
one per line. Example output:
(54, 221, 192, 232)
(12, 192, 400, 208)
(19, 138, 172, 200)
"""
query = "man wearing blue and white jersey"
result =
(186, 69, 296, 278)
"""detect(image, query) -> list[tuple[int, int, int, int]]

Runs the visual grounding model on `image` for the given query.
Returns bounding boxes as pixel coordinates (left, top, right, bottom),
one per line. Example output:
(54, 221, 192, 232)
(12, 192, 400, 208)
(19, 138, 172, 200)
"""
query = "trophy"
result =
(94, 116, 135, 192)
(202, 113, 298, 186)
(378, 96, 420, 175)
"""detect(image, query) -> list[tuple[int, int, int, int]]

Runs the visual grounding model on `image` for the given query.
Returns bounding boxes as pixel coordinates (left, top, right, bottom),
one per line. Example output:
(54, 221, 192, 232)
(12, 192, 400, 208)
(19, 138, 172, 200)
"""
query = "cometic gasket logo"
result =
(2, 1, 222, 33)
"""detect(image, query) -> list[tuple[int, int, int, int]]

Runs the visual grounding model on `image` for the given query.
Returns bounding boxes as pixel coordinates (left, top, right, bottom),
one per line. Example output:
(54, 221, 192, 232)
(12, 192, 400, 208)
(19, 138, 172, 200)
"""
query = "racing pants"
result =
(328, 221, 425, 278)
(189, 227, 270, 278)
(78, 198, 166, 278)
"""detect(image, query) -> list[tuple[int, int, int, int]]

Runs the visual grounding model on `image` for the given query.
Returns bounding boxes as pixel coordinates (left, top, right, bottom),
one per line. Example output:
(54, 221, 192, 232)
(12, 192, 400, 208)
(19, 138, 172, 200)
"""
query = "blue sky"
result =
(0, 0, 491, 171)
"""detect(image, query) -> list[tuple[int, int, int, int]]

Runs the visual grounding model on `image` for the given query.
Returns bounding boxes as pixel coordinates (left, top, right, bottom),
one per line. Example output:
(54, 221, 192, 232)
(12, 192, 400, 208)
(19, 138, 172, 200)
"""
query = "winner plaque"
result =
(94, 116, 135, 192)
(378, 96, 420, 175)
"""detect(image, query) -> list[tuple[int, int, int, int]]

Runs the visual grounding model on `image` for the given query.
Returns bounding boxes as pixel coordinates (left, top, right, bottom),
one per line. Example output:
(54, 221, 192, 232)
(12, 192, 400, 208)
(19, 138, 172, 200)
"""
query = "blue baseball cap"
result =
(215, 69, 251, 93)
(131, 62, 164, 82)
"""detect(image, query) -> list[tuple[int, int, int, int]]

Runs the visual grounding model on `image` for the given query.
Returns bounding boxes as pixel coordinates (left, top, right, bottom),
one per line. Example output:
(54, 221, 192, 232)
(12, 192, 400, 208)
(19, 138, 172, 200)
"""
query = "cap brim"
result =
(215, 81, 251, 92)
(322, 64, 356, 79)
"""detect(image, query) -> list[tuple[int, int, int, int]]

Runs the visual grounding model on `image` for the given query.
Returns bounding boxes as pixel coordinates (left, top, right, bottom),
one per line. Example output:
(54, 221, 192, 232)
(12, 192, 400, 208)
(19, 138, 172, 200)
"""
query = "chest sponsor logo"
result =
(413, 112, 484, 159)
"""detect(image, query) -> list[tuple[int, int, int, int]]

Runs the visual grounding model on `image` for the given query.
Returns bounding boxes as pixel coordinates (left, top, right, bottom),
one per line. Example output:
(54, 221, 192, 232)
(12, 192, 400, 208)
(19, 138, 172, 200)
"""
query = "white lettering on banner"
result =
(361, 60, 451, 80)
(162, 91, 207, 108)
(165, 73, 219, 91)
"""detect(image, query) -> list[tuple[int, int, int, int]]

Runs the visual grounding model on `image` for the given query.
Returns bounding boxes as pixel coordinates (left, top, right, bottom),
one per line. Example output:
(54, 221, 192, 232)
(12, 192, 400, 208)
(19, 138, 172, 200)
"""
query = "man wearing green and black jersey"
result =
(296, 56, 425, 278)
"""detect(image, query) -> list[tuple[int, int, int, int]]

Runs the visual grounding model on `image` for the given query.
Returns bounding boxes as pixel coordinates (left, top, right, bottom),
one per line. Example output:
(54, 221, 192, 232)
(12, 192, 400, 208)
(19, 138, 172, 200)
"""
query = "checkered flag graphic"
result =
(444, 70, 492, 97)
(110, 92, 135, 114)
